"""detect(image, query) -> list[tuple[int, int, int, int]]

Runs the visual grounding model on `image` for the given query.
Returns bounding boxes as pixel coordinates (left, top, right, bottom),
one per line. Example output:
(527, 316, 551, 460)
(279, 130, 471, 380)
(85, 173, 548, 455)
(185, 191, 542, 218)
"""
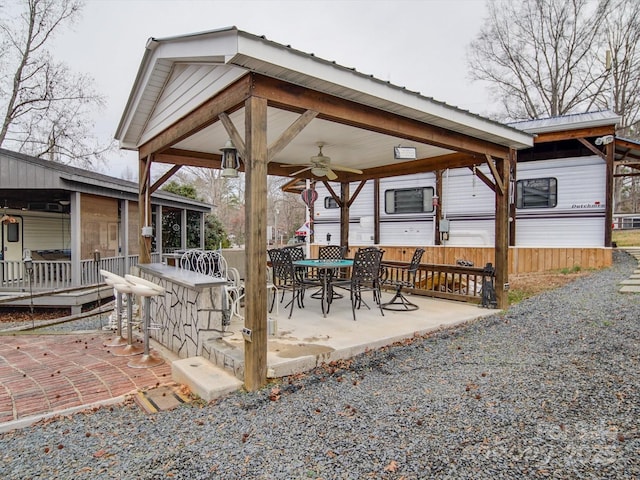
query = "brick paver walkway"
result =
(0, 333, 172, 424)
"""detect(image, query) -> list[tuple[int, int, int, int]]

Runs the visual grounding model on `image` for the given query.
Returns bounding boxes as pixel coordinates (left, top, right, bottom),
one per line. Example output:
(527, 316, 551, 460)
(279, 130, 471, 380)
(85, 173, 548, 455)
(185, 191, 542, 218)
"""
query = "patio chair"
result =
(309, 244, 348, 299)
(381, 248, 425, 311)
(333, 247, 385, 321)
(268, 248, 307, 318)
(179, 249, 243, 324)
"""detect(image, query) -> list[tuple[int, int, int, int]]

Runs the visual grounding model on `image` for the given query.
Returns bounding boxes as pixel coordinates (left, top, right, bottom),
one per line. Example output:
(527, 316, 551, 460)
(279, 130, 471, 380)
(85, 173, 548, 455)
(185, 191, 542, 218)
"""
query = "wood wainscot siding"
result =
(336, 245, 612, 274)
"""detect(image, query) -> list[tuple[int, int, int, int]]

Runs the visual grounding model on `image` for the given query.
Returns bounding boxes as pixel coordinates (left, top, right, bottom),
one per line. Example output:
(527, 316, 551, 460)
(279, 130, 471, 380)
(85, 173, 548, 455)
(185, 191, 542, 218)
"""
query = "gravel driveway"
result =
(1, 250, 639, 479)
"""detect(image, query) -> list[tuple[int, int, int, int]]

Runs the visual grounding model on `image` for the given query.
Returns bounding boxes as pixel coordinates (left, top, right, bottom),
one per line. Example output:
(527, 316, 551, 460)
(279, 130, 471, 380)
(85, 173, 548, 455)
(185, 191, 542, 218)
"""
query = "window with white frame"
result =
(516, 177, 558, 209)
(324, 197, 339, 209)
(385, 187, 434, 214)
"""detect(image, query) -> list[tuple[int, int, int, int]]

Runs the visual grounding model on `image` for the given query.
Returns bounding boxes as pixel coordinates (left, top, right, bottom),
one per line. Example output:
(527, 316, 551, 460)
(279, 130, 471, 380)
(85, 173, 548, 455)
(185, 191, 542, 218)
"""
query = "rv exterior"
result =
(311, 153, 605, 248)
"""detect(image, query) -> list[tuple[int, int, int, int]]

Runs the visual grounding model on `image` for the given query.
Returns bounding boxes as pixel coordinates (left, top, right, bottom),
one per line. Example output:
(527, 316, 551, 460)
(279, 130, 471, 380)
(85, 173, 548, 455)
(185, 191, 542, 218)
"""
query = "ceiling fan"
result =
(283, 143, 363, 180)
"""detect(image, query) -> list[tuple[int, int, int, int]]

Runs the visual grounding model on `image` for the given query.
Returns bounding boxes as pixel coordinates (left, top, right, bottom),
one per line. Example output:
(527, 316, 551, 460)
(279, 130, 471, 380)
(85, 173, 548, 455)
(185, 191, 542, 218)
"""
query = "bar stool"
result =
(124, 274, 165, 368)
(100, 270, 128, 347)
(110, 280, 144, 357)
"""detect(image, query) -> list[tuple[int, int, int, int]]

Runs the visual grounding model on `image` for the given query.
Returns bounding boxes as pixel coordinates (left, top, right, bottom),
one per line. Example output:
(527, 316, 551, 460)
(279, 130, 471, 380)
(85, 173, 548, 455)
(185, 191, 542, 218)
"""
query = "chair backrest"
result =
(268, 248, 295, 285)
(318, 245, 347, 260)
(282, 245, 305, 262)
(408, 248, 425, 273)
(179, 249, 228, 280)
(351, 247, 383, 284)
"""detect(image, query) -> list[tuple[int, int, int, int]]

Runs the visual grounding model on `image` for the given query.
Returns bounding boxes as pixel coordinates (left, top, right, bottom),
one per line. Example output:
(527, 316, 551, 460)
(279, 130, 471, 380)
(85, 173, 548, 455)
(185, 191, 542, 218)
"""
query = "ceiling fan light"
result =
(311, 166, 326, 177)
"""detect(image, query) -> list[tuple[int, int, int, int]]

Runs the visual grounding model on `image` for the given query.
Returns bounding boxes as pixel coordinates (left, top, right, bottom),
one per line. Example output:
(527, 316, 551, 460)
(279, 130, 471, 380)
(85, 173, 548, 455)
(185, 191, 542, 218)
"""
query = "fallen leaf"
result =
(384, 460, 399, 472)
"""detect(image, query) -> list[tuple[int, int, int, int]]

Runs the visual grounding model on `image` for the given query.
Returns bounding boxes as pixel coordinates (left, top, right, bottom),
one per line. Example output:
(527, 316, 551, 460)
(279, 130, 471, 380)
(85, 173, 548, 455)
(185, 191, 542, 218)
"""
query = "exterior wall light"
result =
(220, 139, 240, 178)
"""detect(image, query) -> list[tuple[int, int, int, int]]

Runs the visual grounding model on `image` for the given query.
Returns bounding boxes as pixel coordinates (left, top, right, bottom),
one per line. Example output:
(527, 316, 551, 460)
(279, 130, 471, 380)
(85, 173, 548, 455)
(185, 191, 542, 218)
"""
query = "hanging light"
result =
(220, 139, 240, 178)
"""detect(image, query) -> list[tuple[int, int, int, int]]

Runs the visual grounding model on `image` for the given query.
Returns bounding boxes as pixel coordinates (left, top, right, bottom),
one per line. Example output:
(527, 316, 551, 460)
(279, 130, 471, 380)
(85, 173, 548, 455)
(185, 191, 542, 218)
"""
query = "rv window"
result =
(385, 187, 434, 214)
(324, 197, 339, 209)
(7, 223, 19, 242)
(516, 178, 558, 209)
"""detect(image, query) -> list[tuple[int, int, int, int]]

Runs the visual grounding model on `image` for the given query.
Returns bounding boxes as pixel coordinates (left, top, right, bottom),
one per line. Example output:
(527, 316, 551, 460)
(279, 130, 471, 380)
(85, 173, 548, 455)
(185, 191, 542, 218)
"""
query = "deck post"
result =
(494, 151, 512, 309)
(244, 95, 269, 391)
(340, 182, 350, 250)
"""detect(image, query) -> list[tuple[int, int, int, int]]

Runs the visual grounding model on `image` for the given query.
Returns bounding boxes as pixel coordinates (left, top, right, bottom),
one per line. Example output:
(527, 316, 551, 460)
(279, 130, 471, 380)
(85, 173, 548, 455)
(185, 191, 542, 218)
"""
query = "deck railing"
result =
(381, 260, 493, 304)
(0, 253, 161, 292)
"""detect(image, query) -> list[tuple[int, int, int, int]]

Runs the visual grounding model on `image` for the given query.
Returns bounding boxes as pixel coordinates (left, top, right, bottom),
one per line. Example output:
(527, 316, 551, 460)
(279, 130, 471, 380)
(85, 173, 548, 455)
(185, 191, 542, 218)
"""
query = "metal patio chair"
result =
(381, 248, 425, 311)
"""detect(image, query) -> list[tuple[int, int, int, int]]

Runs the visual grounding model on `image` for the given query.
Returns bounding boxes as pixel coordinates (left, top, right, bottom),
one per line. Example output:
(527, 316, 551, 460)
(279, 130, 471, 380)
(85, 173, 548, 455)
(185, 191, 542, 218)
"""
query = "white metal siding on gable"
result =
(140, 64, 246, 145)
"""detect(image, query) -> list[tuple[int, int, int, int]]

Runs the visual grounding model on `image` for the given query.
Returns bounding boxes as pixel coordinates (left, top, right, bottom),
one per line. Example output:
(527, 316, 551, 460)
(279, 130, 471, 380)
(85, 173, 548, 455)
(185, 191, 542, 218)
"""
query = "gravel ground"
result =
(1, 250, 639, 479)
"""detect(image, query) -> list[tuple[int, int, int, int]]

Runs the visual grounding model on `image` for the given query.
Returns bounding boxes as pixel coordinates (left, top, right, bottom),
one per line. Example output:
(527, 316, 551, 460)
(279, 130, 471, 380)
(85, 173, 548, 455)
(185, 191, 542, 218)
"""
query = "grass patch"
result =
(612, 229, 640, 247)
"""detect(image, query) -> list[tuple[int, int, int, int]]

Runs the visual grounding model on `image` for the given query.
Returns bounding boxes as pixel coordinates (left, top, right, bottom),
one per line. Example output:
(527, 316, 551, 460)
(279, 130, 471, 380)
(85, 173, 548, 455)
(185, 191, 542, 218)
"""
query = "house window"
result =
(516, 177, 558, 209)
(385, 187, 434, 214)
(7, 223, 19, 242)
(324, 197, 339, 209)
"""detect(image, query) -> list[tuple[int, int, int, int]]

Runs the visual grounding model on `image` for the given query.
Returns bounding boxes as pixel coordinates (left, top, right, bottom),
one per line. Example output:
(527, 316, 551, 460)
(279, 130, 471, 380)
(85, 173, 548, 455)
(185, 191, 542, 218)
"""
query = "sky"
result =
(47, 0, 493, 178)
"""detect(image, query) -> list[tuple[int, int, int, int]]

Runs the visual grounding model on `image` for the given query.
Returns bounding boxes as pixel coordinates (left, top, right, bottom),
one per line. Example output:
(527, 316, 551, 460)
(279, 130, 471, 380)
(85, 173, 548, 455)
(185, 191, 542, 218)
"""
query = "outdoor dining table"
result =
(293, 258, 353, 317)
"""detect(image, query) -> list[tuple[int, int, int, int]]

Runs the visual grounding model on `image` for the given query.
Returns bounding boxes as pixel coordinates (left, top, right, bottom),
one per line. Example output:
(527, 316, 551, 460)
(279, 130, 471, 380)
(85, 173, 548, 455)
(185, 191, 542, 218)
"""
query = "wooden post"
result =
(494, 151, 511, 309)
(138, 155, 152, 264)
(340, 182, 350, 251)
(509, 152, 517, 246)
(244, 95, 268, 391)
(373, 179, 380, 245)
(435, 170, 443, 245)
(605, 141, 614, 247)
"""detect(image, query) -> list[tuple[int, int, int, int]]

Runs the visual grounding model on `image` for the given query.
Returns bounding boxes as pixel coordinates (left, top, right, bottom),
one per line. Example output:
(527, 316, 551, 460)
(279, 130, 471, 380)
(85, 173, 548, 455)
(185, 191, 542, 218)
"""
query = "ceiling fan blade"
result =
(290, 166, 313, 176)
(330, 165, 363, 174)
(325, 168, 338, 180)
(280, 163, 312, 168)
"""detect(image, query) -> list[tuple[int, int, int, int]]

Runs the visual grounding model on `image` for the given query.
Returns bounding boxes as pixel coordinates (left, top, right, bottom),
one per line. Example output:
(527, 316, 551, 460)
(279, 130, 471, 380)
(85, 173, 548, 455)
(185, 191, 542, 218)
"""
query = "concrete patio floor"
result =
(178, 291, 500, 399)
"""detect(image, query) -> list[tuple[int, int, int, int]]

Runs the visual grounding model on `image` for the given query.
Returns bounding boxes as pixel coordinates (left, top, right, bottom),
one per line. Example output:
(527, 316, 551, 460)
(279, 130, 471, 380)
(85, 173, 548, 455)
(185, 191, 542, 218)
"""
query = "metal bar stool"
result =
(110, 280, 144, 357)
(100, 270, 128, 347)
(124, 274, 165, 368)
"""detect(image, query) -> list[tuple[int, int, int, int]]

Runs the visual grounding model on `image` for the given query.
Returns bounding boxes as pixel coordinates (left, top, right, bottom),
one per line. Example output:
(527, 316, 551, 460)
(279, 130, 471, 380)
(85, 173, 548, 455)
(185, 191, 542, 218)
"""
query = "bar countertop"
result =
(137, 263, 227, 289)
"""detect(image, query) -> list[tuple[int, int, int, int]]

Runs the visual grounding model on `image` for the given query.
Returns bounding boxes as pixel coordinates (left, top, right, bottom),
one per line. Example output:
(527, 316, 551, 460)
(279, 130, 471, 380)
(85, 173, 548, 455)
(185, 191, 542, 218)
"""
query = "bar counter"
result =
(131, 263, 230, 360)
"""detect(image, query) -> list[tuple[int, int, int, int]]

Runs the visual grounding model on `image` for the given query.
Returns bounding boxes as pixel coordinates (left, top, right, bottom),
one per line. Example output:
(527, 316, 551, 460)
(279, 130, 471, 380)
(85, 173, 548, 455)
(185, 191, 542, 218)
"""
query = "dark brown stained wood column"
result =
(509, 150, 517, 246)
(605, 141, 614, 247)
(495, 154, 510, 309)
(244, 95, 269, 391)
(373, 179, 380, 244)
(435, 170, 443, 245)
(138, 155, 152, 264)
(340, 182, 350, 251)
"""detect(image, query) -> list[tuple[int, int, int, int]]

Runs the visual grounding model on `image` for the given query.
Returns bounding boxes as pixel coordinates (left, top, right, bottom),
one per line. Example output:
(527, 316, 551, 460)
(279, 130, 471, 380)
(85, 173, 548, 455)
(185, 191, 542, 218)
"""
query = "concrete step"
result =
(172, 356, 243, 402)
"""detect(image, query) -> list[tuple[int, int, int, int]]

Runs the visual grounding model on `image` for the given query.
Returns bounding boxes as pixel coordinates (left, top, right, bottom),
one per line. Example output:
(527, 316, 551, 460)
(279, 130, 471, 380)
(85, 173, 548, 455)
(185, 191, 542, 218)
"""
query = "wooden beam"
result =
(340, 182, 349, 250)
(323, 181, 342, 207)
(155, 148, 223, 168)
(605, 142, 614, 247)
(494, 153, 511, 309)
(267, 109, 318, 162)
(243, 95, 269, 392)
(150, 165, 182, 194)
(485, 154, 505, 196)
(138, 155, 152, 264)
(252, 75, 512, 159)
(347, 180, 368, 208)
(469, 165, 495, 193)
(577, 138, 605, 160)
(219, 112, 246, 159)
(533, 125, 614, 143)
(139, 75, 251, 158)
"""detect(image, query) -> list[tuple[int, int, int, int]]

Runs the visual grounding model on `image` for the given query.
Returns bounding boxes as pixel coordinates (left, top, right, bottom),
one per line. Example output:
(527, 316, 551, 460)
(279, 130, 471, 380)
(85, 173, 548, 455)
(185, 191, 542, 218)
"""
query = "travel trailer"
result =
(312, 154, 606, 248)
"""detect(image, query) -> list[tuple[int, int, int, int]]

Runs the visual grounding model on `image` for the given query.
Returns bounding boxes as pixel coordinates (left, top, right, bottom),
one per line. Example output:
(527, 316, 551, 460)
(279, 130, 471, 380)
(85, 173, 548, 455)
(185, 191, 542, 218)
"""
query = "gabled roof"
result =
(0, 149, 212, 211)
(115, 26, 533, 176)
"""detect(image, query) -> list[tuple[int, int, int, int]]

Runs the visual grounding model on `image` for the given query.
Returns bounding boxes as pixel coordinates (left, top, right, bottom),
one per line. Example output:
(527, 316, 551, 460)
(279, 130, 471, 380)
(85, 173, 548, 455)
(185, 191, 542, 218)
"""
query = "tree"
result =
(468, 0, 611, 121)
(0, 0, 110, 168)
(161, 180, 231, 250)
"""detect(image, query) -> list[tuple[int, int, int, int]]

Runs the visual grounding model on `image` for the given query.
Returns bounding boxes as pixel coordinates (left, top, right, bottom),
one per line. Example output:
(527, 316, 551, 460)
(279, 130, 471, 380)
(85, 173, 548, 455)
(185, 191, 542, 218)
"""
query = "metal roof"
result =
(0, 149, 212, 211)
(509, 110, 621, 134)
(115, 26, 533, 176)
